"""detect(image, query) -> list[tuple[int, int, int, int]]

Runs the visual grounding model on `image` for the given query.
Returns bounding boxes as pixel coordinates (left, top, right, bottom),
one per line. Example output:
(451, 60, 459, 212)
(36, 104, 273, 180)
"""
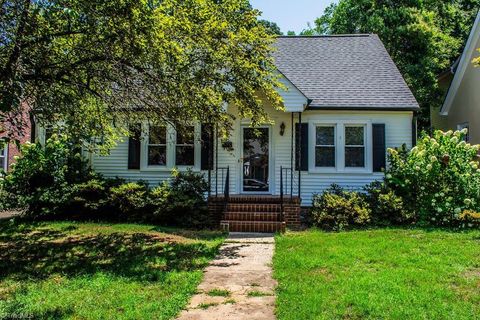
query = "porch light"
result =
(280, 122, 286, 136)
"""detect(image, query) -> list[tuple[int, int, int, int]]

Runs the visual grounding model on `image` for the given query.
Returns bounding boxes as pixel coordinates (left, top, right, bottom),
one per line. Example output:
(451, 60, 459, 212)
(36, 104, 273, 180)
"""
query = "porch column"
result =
(298, 112, 302, 199)
(215, 124, 219, 197)
(290, 112, 294, 196)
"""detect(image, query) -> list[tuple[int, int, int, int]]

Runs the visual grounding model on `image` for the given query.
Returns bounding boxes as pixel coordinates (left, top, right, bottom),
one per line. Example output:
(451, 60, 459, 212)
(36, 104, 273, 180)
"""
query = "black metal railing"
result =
(213, 167, 228, 196)
(213, 166, 230, 209)
(280, 166, 297, 222)
(224, 167, 230, 210)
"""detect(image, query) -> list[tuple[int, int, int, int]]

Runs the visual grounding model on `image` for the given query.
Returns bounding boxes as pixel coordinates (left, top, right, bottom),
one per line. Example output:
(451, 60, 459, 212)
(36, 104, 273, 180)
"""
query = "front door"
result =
(242, 127, 270, 193)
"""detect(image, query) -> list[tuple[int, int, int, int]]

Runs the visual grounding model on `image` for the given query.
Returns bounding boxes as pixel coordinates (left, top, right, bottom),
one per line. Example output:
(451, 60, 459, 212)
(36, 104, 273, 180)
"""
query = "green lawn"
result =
(274, 228, 480, 320)
(0, 220, 225, 320)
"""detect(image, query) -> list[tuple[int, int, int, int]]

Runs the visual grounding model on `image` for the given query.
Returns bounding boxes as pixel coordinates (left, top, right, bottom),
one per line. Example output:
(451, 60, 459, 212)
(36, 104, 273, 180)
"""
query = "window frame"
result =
(140, 122, 200, 171)
(314, 125, 337, 169)
(146, 125, 168, 167)
(175, 124, 196, 167)
(344, 124, 367, 169)
(309, 120, 372, 174)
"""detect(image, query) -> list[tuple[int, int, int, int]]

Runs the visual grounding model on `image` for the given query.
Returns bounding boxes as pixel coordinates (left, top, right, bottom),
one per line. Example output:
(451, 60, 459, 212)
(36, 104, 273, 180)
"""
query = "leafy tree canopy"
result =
(304, 0, 480, 127)
(0, 0, 283, 151)
(259, 19, 283, 35)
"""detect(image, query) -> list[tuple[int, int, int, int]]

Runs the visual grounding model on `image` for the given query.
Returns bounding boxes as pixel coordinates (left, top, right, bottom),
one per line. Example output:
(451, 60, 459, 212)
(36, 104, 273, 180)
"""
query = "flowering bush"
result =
(0, 134, 93, 216)
(386, 129, 480, 227)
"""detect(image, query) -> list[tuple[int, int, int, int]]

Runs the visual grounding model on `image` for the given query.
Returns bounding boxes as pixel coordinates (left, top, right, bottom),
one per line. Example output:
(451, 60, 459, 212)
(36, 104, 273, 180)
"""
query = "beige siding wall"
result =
(435, 36, 480, 143)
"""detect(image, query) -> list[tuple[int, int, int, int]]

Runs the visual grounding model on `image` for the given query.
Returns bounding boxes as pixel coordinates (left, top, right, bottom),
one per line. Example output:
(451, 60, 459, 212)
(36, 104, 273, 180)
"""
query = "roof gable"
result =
(276, 71, 309, 112)
(272, 35, 419, 111)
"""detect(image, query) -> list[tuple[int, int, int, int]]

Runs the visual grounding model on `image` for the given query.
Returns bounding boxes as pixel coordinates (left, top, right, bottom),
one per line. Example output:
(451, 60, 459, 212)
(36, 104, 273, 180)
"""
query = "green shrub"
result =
(70, 178, 110, 216)
(109, 182, 149, 221)
(311, 184, 371, 231)
(0, 134, 92, 217)
(363, 181, 413, 225)
(150, 169, 211, 228)
(386, 129, 480, 227)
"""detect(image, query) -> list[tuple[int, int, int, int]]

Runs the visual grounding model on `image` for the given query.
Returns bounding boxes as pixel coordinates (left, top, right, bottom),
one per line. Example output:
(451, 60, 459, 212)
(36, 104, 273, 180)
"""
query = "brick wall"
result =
(0, 107, 33, 172)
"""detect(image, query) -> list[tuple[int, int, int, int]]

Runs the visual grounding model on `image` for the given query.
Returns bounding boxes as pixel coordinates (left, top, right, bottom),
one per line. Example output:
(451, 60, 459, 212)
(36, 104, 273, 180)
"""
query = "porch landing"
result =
(208, 195, 301, 233)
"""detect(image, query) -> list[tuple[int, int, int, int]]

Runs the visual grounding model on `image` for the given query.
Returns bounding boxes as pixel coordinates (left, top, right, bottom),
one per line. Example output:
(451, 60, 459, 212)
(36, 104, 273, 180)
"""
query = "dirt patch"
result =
(462, 268, 480, 280)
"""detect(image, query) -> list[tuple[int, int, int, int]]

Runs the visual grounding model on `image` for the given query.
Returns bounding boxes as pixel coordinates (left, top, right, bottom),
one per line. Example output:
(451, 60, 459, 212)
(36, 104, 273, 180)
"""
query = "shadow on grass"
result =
(0, 220, 221, 282)
(151, 226, 227, 241)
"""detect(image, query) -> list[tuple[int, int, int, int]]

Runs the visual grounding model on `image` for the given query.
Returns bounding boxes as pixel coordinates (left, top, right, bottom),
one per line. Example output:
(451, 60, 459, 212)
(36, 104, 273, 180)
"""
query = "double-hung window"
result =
(315, 126, 336, 168)
(175, 125, 195, 166)
(312, 122, 371, 172)
(148, 126, 167, 166)
(344, 125, 366, 168)
(0, 144, 7, 171)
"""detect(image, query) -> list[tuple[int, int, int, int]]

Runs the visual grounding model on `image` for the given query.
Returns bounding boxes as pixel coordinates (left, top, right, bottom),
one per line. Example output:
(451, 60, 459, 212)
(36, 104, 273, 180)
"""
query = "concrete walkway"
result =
(0, 210, 20, 220)
(177, 233, 276, 320)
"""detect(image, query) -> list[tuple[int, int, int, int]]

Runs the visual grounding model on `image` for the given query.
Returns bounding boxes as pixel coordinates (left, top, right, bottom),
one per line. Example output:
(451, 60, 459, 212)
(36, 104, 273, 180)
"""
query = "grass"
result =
(197, 302, 218, 310)
(224, 298, 236, 304)
(0, 220, 225, 320)
(274, 228, 480, 320)
(247, 290, 273, 297)
(207, 289, 231, 297)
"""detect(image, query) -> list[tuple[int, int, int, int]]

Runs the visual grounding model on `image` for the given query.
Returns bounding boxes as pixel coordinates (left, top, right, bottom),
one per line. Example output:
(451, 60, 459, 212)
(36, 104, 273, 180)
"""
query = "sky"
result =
(250, 0, 338, 34)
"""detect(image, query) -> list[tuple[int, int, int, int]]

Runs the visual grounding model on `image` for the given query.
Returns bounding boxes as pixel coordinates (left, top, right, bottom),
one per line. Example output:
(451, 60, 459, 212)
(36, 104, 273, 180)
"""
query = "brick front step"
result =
(226, 203, 281, 213)
(208, 195, 301, 232)
(223, 212, 282, 222)
(220, 221, 286, 233)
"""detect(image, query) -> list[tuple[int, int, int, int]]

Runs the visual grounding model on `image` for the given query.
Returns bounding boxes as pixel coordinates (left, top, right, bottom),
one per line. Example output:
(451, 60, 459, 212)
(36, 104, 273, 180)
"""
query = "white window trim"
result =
(309, 120, 373, 174)
(0, 143, 8, 171)
(140, 122, 201, 172)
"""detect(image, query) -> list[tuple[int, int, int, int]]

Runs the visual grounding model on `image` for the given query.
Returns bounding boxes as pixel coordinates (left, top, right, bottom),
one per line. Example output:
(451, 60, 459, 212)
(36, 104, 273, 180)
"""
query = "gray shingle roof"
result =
(273, 35, 419, 110)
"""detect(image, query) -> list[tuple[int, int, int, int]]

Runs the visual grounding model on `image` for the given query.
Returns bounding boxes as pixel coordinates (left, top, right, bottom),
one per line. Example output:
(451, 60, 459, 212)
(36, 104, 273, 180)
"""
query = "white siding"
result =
(299, 111, 413, 205)
(91, 137, 173, 185)
(91, 107, 413, 206)
(277, 76, 309, 112)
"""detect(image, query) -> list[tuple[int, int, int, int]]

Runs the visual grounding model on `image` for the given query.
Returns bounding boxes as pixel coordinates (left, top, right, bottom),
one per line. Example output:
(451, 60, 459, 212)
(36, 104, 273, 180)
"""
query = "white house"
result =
(89, 35, 419, 232)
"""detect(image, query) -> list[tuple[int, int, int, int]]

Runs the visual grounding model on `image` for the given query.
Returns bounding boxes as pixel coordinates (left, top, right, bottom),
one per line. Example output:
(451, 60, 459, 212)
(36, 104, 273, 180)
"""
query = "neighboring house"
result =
(85, 35, 419, 232)
(431, 11, 480, 143)
(0, 108, 34, 172)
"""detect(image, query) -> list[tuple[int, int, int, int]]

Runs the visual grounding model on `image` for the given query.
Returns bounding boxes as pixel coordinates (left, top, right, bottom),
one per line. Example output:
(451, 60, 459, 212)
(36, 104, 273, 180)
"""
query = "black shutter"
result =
(372, 124, 386, 172)
(128, 124, 141, 170)
(201, 124, 214, 170)
(295, 123, 309, 171)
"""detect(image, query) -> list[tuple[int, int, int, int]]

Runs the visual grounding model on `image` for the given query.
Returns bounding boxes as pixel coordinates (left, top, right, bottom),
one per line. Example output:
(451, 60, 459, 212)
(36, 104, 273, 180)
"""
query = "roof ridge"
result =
(276, 34, 374, 38)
